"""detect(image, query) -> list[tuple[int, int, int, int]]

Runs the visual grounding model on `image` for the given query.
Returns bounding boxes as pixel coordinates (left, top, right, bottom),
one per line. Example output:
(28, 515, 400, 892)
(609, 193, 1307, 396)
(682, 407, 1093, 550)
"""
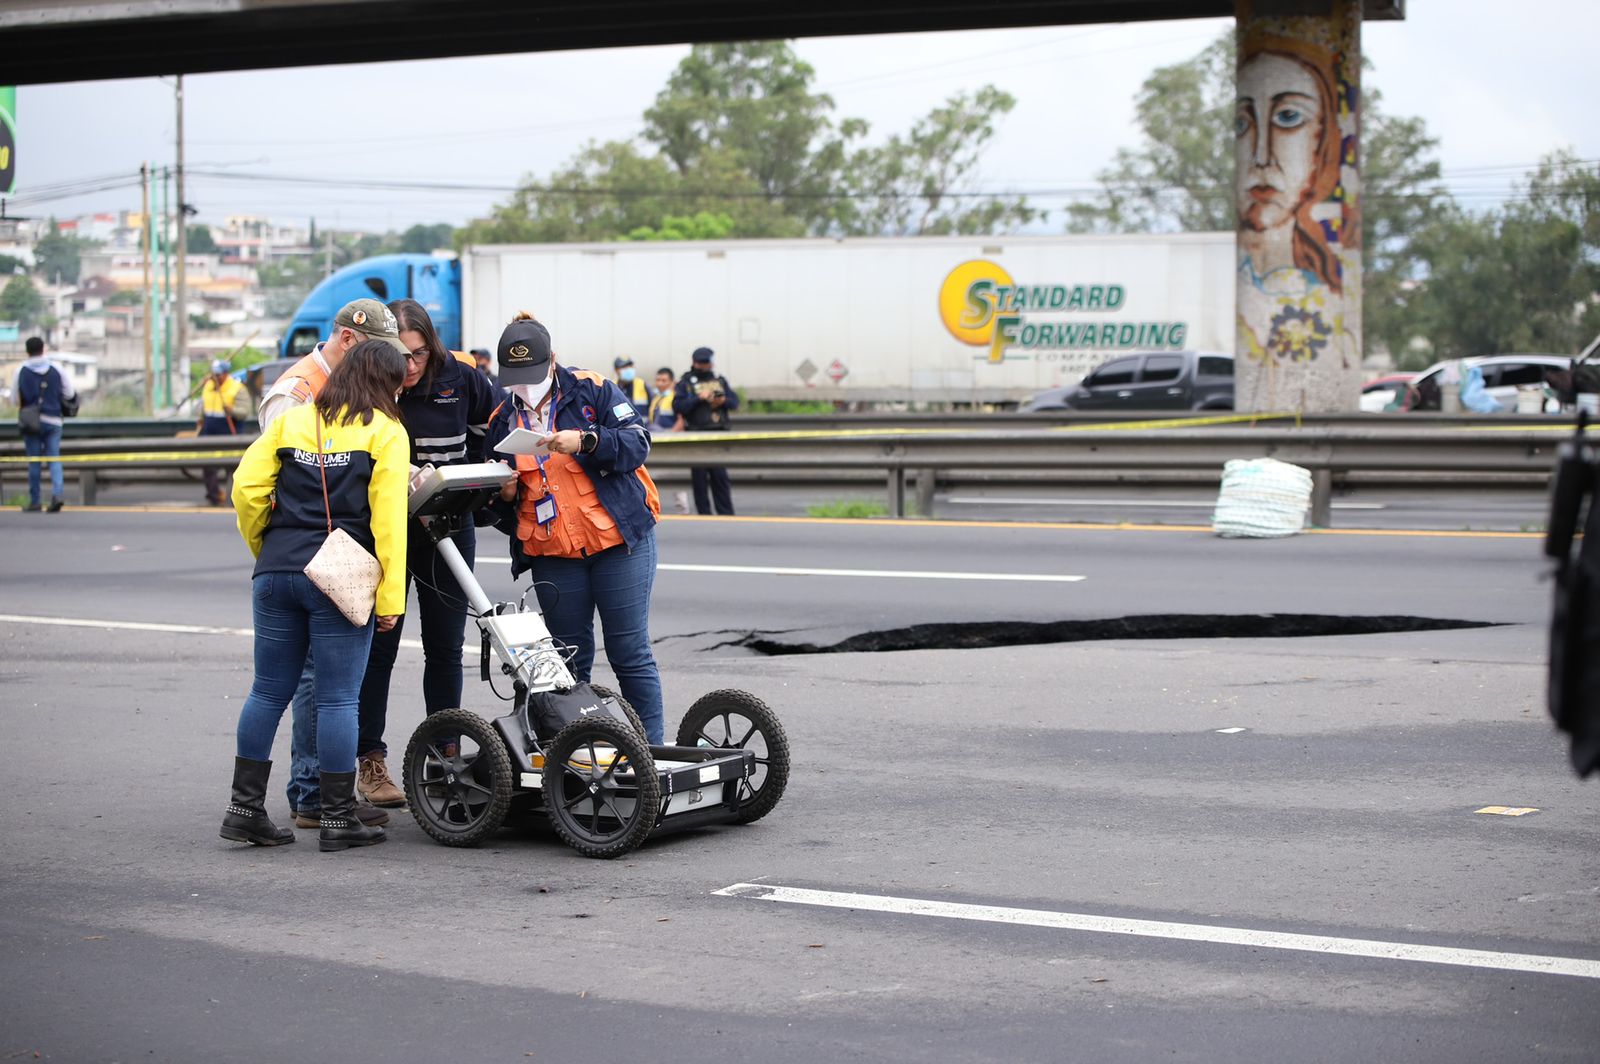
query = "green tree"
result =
(840, 86, 1040, 236)
(625, 211, 736, 241)
(1064, 35, 1235, 233)
(400, 223, 455, 254)
(0, 275, 44, 326)
(642, 41, 862, 234)
(1410, 152, 1600, 363)
(33, 220, 92, 284)
(1064, 33, 1449, 361)
(186, 224, 218, 254)
(464, 41, 1032, 245)
(0, 253, 24, 275)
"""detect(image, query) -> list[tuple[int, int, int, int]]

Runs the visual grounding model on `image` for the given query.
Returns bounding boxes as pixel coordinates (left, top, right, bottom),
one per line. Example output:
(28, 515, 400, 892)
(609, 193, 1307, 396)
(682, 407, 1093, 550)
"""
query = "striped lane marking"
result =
(712, 883, 1600, 981)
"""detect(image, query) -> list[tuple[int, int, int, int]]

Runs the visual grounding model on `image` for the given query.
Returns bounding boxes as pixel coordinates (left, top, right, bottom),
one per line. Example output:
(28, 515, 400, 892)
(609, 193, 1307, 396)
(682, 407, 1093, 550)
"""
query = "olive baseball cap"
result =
(496, 317, 553, 386)
(332, 298, 408, 353)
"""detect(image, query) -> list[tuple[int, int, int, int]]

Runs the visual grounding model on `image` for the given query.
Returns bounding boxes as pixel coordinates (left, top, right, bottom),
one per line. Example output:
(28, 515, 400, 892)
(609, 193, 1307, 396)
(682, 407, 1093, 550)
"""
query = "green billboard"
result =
(0, 88, 14, 195)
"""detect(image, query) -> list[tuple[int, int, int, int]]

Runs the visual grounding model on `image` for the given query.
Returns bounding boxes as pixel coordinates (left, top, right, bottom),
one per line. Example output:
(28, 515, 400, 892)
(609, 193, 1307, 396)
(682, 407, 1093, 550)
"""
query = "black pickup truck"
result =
(1019, 351, 1234, 412)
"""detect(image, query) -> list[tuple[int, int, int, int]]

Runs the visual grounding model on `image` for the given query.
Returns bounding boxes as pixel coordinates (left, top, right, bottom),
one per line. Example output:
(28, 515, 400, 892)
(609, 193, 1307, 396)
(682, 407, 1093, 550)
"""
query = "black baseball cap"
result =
(613, 356, 633, 370)
(497, 318, 553, 386)
(691, 346, 714, 364)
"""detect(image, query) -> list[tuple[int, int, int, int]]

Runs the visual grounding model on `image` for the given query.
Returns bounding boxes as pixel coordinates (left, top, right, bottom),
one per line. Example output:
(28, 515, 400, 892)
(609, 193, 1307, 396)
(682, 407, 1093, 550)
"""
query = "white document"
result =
(495, 427, 552, 457)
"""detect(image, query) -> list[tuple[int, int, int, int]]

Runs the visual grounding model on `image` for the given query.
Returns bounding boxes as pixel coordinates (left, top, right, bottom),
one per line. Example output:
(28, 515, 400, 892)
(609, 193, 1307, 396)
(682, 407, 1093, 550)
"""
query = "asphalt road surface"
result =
(2, 505, 1595, 1063)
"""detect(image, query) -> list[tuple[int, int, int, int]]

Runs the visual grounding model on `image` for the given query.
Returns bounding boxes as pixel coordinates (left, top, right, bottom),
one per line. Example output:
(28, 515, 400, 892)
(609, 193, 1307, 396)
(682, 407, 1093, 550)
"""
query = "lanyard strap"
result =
(518, 388, 560, 487)
(314, 407, 333, 534)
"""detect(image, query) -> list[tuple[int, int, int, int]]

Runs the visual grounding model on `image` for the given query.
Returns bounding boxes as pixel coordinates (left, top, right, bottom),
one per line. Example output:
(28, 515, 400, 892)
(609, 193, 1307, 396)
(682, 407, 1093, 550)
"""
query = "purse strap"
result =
(313, 407, 333, 534)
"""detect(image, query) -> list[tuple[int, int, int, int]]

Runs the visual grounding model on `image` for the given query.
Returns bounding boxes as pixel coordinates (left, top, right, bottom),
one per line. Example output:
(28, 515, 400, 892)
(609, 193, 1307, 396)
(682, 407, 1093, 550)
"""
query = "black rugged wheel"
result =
(675, 689, 790, 824)
(403, 708, 514, 847)
(588, 684, 648, 741)
(543, 715, 660, 859)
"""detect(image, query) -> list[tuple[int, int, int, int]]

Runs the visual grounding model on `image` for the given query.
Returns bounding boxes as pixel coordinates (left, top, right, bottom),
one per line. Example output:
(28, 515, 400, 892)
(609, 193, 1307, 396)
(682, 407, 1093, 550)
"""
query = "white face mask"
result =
(509, 378, 552, 409)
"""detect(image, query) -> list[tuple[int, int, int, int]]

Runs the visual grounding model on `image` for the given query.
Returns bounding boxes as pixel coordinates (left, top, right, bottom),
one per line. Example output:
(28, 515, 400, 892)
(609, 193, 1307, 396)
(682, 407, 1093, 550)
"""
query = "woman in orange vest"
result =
(484, 313, 665, 741)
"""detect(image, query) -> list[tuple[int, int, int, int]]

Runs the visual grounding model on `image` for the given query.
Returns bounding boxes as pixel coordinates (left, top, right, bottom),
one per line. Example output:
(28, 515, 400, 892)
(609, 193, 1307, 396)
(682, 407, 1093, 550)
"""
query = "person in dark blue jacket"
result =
(351, 298, 504, 806)
(484, 313, 666, 741)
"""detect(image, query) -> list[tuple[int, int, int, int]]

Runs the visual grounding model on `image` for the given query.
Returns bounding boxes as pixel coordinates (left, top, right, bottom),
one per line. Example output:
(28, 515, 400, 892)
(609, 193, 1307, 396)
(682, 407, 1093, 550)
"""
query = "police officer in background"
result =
(613, 356, 652, 418)
(673, 346, 739, 515)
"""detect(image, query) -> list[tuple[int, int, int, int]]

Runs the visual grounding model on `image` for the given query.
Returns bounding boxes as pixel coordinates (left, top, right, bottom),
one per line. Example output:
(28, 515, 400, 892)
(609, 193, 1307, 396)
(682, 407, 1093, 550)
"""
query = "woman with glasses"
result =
(351, 298, 504, 808)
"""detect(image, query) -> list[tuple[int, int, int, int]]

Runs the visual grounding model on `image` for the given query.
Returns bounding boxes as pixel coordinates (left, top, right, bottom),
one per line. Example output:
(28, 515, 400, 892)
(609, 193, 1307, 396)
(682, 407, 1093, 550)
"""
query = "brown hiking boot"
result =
(357, 752, 407, 808)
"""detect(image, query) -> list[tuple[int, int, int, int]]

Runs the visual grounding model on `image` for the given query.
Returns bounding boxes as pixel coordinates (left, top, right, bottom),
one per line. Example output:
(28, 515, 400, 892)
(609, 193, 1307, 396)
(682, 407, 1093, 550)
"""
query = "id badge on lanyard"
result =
(521, 393, 560, 528)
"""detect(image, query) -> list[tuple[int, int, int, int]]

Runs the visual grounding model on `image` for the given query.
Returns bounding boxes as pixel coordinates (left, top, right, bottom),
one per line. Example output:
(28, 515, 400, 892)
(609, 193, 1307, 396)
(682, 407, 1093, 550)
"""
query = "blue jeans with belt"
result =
(531, 530, 664, 743)
(235, 571, 374, 774)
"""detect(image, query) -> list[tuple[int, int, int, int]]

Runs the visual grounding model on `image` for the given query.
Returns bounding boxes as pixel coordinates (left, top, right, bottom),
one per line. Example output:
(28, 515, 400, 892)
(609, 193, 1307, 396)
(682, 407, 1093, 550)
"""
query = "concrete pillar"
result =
(1234, 0, 1363, 413)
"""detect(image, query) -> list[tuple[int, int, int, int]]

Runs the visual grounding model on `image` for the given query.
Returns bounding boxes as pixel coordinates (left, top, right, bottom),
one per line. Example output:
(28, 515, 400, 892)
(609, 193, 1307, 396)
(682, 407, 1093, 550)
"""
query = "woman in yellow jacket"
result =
(220, 339, 410, 853)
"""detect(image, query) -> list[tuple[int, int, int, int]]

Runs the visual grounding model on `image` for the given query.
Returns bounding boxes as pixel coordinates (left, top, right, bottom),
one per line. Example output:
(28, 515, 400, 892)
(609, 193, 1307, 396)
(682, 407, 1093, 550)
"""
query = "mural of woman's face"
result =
(1236, 52, 1324, 233)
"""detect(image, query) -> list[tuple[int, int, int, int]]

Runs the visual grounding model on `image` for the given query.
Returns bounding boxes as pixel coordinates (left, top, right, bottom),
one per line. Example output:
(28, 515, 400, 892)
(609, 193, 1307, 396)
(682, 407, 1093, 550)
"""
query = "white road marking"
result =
(712, 883, 1600, 981)
(1215, 727, 1247, 734)
(477, 559, 1087, 583)
(0, 613, 424, 650)
(942, 496, 1386, 511)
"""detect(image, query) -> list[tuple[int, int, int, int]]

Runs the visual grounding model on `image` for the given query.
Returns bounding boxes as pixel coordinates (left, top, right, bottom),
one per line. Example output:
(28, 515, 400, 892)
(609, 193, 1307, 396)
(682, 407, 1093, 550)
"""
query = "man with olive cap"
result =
(197, 357, 245, 506)
(258, 297, 409, 430)
(672, 346, 739, 515)
(258, 297, 410, 824)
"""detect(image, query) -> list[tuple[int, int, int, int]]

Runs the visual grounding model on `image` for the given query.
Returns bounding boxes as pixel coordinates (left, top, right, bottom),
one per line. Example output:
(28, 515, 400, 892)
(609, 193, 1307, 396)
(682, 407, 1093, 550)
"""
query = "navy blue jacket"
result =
(484, 364, 657, 577)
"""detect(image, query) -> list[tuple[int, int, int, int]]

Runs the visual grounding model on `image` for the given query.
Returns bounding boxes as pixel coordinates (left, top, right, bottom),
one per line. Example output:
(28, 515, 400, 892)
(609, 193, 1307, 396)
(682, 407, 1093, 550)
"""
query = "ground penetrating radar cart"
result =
(401, 462, 789, 859)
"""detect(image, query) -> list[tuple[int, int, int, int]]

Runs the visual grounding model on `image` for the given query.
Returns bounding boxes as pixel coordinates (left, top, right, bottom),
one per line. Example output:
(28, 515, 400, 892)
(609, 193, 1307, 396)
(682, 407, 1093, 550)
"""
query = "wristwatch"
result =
(579, 429, 599, 455)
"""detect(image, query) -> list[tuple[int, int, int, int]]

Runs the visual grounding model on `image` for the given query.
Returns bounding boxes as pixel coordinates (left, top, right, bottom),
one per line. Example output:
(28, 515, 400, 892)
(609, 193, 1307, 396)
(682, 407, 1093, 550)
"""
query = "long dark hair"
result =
(389, 297, 449, 389)
(316, 339, 405, 427)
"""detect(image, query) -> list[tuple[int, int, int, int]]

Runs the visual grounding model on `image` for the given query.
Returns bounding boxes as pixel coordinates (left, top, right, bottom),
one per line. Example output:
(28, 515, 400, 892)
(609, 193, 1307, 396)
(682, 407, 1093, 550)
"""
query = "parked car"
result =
(1359, 372, 1417, 413)
(1403, 354, 1574, 412)
(1019, 351, 1234, 412)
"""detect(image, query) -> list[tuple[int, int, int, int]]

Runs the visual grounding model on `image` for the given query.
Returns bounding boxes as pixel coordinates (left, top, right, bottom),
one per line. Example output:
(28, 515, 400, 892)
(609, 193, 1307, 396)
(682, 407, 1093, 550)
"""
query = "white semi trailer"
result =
(453, 232, 1235, 404)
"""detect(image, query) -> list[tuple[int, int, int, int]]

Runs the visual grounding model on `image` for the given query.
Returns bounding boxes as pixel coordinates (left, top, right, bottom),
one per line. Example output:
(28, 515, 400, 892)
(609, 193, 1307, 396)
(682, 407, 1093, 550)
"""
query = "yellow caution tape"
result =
(652, 410, 1304, 445)
(0, 449, 249, 464)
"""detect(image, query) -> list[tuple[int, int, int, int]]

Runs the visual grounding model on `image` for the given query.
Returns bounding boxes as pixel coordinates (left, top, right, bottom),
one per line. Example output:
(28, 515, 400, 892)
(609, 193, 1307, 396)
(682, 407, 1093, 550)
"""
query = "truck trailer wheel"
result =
(543, 716, 660, 859)
(403, 708, 514, 847)
(675, 689, 790, 825)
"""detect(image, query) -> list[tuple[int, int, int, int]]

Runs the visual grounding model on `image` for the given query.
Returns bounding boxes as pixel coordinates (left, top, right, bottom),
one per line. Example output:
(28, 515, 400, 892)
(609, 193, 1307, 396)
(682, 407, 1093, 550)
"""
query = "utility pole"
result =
(174, 74, 188, 395)
(141, 163, 153, 415)
(324, 226, 333, 277)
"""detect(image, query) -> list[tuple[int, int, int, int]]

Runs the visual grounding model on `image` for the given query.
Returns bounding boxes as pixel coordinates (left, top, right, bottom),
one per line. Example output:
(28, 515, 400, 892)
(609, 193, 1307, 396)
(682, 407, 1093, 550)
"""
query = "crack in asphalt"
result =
(732, 614, 1503, 656)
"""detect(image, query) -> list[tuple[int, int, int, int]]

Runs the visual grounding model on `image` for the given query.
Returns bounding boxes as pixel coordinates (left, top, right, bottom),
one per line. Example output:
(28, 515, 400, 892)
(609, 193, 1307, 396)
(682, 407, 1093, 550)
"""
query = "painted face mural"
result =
(1235, 47, 1343, 292)
(1233, 12, 1361, 404)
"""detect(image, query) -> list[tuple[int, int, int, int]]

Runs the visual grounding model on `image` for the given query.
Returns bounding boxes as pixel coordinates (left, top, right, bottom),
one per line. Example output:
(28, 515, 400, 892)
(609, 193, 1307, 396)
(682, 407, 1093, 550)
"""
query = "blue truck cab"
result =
(280, 253, 462, 359)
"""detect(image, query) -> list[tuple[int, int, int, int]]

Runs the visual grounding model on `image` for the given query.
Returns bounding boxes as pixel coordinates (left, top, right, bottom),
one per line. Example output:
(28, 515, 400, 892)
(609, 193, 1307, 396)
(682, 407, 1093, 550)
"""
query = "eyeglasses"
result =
(404, 349, 430, 366)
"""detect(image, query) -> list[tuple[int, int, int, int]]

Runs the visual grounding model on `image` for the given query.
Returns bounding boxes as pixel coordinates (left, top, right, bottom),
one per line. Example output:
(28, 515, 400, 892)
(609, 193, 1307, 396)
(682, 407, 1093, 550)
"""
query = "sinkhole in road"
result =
(737, 614, 1502, 655)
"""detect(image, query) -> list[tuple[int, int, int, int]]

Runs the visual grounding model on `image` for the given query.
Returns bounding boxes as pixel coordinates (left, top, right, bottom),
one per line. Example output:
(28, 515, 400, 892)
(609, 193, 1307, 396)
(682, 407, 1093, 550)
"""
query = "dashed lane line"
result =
(0, 612, 424, 650)
(713, 883, 1600, 981)
(943, 496, 1386, 511)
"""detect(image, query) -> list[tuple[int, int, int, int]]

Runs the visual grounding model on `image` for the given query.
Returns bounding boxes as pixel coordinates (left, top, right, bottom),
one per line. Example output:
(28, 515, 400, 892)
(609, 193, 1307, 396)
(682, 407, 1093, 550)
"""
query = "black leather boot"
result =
(320, 770, 387, 852)
(219, 756, 296, 846)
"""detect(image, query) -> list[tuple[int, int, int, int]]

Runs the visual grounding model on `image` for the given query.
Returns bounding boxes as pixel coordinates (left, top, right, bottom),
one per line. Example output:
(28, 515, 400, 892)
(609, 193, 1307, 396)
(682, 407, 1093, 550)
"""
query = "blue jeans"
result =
(24, 422, 63, 504)
(531, 531, 664, 743)
(286, 661, 318, 811)
(235, 572, 374, 774)
(357, 521, 475, 757)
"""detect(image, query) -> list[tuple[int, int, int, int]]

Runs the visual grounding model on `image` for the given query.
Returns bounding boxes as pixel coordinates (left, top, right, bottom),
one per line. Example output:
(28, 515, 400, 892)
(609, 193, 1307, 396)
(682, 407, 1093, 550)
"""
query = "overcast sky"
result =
(16, 0, 1598, 234)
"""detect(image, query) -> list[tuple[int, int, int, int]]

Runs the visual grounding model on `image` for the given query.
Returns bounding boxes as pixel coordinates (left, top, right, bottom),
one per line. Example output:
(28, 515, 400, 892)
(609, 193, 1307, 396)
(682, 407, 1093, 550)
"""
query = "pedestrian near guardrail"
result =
(15, 336, 76, 512)
(220, 339, 409, 852)
(353, 297, 503, 807)
(674, 346, 739, 515)
(197, 359, 247, 506)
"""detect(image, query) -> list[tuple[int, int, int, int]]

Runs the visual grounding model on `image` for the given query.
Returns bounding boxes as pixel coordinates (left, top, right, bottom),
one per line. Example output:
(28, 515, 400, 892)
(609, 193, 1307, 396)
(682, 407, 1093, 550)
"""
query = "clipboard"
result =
(494, 427, 553, 457)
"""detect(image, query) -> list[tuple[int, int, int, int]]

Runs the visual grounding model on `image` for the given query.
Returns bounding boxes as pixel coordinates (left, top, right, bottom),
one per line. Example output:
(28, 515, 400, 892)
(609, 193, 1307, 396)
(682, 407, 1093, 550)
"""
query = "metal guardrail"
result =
(0, 423, 1567, 525)
(0, 410, 1576, 441)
